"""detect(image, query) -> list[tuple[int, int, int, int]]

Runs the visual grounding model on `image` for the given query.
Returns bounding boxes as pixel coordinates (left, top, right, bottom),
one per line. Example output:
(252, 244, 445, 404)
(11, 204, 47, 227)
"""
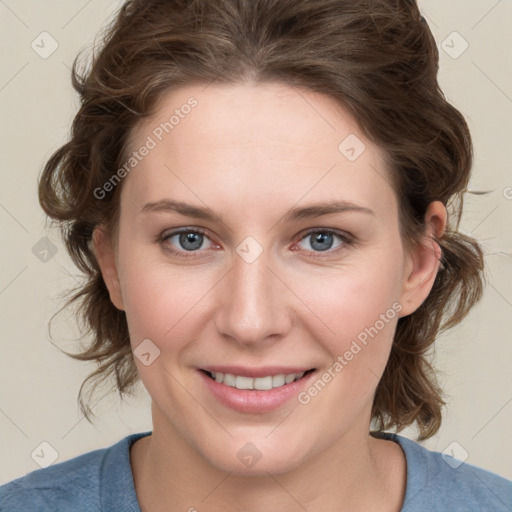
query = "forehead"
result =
(121, 82, 397, 224)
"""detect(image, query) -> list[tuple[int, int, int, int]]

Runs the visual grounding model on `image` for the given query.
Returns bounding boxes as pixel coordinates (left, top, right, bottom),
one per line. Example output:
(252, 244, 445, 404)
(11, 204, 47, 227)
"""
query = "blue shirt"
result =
(1, 431, 511, 511)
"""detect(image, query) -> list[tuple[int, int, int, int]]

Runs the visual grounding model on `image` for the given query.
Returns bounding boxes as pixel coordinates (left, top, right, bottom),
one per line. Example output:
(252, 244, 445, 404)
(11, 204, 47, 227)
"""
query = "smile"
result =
(207, 370, 313, 390)
(199, 367, 317, 412)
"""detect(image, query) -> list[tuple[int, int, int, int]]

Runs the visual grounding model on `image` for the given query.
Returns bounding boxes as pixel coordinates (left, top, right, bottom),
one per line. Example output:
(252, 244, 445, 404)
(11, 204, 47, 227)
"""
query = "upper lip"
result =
(200, 366, 315, 378)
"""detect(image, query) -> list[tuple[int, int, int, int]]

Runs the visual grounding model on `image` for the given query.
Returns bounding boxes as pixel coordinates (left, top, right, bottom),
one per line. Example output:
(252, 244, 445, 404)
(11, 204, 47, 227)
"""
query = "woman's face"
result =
(95, 81, 442, 475)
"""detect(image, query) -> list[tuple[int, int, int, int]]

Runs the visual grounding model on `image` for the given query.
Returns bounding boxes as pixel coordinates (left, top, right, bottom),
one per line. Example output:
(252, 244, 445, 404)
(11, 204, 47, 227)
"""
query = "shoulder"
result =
(382, 433, 512, 512)
(0, 445, 108, 511)
(0, 432, 150, 512)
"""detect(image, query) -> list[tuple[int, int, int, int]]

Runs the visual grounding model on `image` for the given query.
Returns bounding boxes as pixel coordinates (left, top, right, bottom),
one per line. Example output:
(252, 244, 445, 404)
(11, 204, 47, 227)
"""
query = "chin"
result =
(199, 432, 310, 477)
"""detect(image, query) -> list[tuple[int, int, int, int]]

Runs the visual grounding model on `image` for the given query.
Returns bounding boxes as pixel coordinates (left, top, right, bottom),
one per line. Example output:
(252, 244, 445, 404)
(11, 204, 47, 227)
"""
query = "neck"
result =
(130, 406, 406, 512)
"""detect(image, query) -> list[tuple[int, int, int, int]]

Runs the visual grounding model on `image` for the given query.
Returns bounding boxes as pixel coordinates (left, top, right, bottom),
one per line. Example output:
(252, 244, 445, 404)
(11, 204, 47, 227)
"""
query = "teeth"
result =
(235, 375, 253, 390)
(223, 373, 236, 387)
(271, 374, 285, 387)
(209, 371, 307, 390)
(254, 376, 273, 390)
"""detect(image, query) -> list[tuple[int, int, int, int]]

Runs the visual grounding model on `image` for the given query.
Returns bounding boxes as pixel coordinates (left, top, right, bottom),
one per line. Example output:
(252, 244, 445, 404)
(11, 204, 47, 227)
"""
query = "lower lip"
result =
(199, 370, 316, 413)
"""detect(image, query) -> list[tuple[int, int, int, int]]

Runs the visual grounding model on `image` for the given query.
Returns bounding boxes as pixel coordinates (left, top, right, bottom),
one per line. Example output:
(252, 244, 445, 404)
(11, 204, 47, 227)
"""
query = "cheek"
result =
(118, 254, 216, 350)
(118, 228, 405, 364)
(289, 254, 404, 392)
(297, 259, 402, 339)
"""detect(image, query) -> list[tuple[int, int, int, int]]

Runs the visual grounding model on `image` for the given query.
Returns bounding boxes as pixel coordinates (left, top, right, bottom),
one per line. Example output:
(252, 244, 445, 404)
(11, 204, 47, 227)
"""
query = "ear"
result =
(398, 200, 447, 317)
(92, 225, 125, 311)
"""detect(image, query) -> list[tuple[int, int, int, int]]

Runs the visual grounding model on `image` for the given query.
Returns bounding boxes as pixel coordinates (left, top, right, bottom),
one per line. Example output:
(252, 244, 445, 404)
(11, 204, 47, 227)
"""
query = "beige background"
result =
(1, 0, 511, 484)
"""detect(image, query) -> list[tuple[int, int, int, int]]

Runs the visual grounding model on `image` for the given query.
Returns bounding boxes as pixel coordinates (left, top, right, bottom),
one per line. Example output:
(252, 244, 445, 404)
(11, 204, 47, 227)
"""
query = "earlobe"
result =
(398, 201, 447, 317)
(92, 225, 125, 311)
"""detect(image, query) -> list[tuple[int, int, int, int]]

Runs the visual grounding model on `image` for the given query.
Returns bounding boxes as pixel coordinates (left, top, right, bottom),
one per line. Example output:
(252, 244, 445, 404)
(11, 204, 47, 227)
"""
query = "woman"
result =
(1, 0, 511, 510)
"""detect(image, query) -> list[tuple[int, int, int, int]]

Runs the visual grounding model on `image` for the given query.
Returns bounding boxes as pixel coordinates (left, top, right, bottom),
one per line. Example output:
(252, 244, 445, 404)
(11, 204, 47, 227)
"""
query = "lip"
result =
(200, 365, 314, 378)
(198, 367, 317, 413)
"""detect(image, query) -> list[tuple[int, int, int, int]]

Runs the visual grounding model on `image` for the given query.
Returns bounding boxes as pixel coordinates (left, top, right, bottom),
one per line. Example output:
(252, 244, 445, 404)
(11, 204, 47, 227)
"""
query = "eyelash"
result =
(158, 227, 353, 260)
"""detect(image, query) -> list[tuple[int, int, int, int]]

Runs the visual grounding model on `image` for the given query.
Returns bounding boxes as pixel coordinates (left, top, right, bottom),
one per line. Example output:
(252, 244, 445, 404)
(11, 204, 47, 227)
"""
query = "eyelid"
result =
(158, 226, 216, 257)
(298, 227, 353, 243)
(292, 227, 353, 259)
(158, 226, 354, 259)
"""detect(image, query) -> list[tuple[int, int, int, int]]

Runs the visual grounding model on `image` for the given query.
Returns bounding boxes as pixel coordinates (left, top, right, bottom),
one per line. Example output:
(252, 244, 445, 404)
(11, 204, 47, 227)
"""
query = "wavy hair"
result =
(39, 0, 484, 440)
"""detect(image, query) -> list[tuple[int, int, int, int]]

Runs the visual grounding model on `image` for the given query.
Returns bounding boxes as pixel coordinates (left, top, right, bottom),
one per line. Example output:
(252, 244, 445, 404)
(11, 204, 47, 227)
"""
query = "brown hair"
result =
(39, 0, 484, 440)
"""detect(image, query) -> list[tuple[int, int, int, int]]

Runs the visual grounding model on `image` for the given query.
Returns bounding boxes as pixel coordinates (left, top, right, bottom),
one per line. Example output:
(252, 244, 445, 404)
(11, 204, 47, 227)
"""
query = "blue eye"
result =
(300, 231, 338, 251)
(296, 229, 351, 258)
(158, 228, 352, 259)
(160, 228, 213, 258)
(173, 231, 206, 251)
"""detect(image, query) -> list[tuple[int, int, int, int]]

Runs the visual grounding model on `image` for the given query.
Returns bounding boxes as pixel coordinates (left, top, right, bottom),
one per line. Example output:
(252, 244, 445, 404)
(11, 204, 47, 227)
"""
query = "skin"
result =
(93, 81, 447, 512)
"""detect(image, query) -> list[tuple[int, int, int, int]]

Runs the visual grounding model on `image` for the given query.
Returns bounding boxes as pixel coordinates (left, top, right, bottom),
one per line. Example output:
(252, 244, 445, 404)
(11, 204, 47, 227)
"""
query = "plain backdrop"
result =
(1, 0, 511, 484)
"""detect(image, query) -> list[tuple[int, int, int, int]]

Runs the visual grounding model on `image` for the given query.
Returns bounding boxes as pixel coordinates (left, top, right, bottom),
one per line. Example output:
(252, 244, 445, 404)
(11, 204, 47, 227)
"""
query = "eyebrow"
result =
(141, 198, 374, 223)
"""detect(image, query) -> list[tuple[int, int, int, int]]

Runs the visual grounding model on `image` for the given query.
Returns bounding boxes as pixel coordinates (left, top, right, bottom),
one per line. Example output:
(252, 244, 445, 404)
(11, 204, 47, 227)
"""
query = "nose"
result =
(214, 246, 292, 347)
